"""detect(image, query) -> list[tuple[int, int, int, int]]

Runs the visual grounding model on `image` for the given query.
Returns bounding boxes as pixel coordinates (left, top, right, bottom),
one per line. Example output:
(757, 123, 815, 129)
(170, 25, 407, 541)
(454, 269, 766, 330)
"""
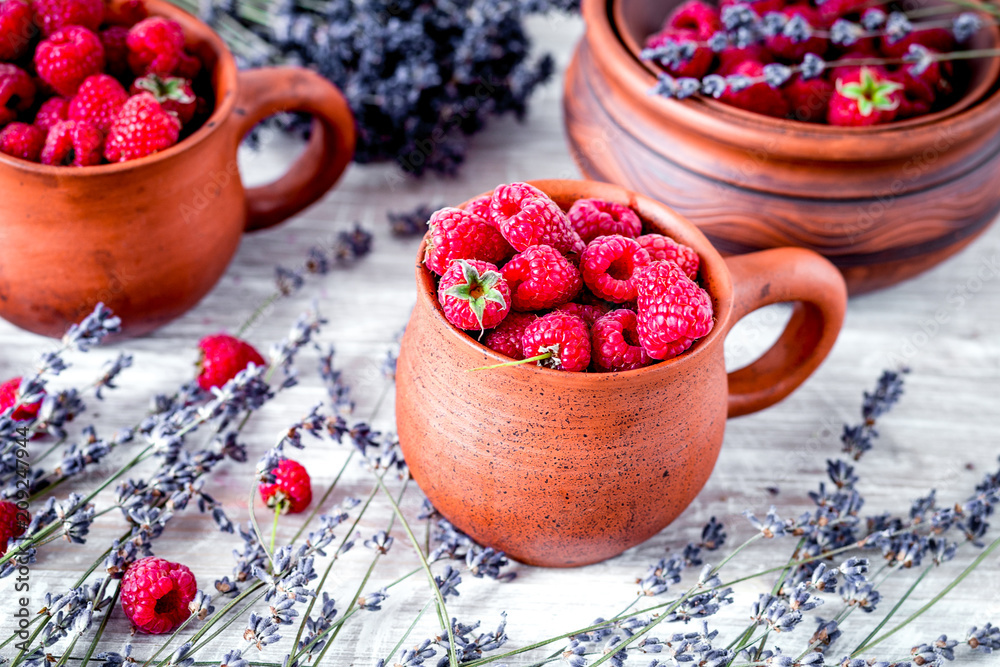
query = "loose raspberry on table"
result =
(501, 244, 582, 311)
(0, 0, 33, 61)
(423, 206, 513, 275)
(0, 64, 35, 127)
(120, 557, 197, 634)
(34, 25, 105, 97)
(131, 73, 198, 125)
(636, 234, 700, 280)
(567, 198, 643, 244)
(197, 333, 266, 390)
(0, 376, 43, 421)
(490, 182, 585, 257)
(69, 73, 128, 133)
(34, 96, 70, 130)
(521, 311, 591, 372)
(483, 312, 536, 360)
(126, 17, 185, 76)
(41, 119, 103, 166)
(580, 235, 652, 304)
(555, 301, 609, 328)
(634, 261, 714, 360)
(259, 458, 312, 514)
(0, 122, 45, 161)
(592, 309, 652, 372)
(0, 500, 28, 555)
(32, 0, 103, 37)
(104, 92, 182, 162)
(100, 25, 131, 78)
(438, 259, 511, 331)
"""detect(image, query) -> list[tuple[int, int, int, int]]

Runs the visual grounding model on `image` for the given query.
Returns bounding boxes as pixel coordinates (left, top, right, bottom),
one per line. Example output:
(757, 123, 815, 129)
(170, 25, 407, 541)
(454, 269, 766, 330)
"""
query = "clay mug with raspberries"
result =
(0, 0, 355, 338)
(396, 179, 848, 568)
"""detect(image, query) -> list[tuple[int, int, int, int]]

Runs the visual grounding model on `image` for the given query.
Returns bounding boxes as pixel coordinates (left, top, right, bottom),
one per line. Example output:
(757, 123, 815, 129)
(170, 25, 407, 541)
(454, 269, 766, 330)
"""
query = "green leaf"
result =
(836, 66, 903, 117)
(443, 284, 472, 300)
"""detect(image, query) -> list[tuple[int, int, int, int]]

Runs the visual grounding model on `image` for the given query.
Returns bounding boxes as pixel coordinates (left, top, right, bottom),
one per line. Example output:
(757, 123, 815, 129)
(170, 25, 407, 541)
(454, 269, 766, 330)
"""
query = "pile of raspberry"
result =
(0, 0, 210, 165)
(425, 182, 715, 373)
(646, 0, 959, 126)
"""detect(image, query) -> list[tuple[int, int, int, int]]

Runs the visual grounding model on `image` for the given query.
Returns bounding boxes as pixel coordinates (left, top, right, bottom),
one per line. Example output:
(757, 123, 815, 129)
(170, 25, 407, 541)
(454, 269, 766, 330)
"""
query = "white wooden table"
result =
(2, 13, 1000, 666)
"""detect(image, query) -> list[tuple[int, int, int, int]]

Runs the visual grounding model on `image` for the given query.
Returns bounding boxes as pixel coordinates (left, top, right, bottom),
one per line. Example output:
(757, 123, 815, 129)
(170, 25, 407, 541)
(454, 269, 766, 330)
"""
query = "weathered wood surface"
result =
(2, 13, 1000, 666)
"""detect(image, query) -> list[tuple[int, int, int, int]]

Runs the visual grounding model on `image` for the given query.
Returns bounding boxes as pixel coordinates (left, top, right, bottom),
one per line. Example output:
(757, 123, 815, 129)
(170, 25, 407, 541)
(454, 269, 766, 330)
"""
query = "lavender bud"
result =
(707, 31, 729, 52)
(800, 53, 826, 80)
(675, 77, 702, 99)
(763, 63, 793, 88)
(904, 44, 934, 76)
(953, 12, 983, 43)
(782, 14, 812, 43)
(762, 12, 787, 37)
(884, 12, 913, 45)
(726, 74, 753, 93)
(701, 74, 728, 98)
(651, 73, 679, 99)
(861, 8, 886, 30)
(830, 19, 861, 46)
(721, 4, 757, 30)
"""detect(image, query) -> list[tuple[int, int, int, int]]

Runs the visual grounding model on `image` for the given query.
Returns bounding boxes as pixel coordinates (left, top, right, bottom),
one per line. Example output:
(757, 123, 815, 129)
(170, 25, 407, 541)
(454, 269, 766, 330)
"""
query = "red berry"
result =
(0, 121, 44, 161)
(783, 74, 834, 123)
(126, 17, 185, 76)
(717, 44, 772, 75)
(520, 311, 591, 372)
(764, 5, 827, 62)
(490, 182, 585, 258)
(463, 193, 494, 226)
(554, 301, 609, 328)
(130, 73, 197, 125)
(174, 52, 202, 80)
(32, 0, 102, 37)
(634, 261, 714, 360)
(720, 60, 790, 118)
(567, 199, 643, 244)
(592, 309, 652, 372)
(483, 312, 536, 360)
(197, 333, 266, 390)
(41, 119, 103, 166)
(69, 74, 128, 133)
(827, 66, 903, 127)
(666, 0, 722, 39)
(100, 25, 131, 78)
(120, 557, 196, 634)
(635, 234, 700, 280)
(645, 28, 714, 79)
(104, 92, 181, 162)
(423, 206, 513, 276)
(102, 0, 147, 26)
(0, 0, 33, 61)
(437, 259, 511, 331)
(501, 244, 582, 311)
(34, 96, 69, 130)
(880, 28, 954, 59)
(815, 0, 868, 27)
(0, 64, 35, 127)
(34, 26, 105, 97)
(580, 235, 651, 304)
(0, 376, 43, 421)
(0, 500, 28, 555)
(259, 459, 312, 514)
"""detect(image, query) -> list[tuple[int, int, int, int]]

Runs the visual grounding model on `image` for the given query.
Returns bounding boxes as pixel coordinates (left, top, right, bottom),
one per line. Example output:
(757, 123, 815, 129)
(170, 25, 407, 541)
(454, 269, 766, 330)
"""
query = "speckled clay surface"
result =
(396, 180, 847, 567)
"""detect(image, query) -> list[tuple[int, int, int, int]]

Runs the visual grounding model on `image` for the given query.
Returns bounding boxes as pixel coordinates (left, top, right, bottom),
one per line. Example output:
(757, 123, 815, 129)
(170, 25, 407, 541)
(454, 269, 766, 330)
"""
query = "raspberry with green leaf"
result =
(828, 66, 904, 126)
(437, 259, 511, 331)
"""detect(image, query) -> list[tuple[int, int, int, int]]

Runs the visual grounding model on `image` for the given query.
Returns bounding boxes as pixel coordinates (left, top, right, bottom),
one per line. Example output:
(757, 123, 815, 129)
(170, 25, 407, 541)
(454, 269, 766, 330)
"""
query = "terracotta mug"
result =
(0, 0, 355, 339)
(396, 179, 848, 567)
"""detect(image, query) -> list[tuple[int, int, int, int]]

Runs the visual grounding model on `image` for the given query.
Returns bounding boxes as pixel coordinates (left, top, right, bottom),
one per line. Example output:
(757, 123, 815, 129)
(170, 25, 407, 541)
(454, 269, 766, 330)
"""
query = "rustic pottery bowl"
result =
(564, 0, 1000, 294)
(396, 179, 848, 567)
(0, 0, 355, 339)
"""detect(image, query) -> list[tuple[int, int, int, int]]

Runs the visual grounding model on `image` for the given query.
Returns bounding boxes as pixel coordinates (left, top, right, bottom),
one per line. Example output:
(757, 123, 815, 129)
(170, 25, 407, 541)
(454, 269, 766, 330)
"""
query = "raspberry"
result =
(0, 122, 44, 161)
(634, 261, 714, 360)
(0, 0, 33, 61)
(554, 301, 609, 328)
(483, 312, 536, 360)
(437, 259, 511, 331)
(815, 0, 867, 26)
(0, 377, 43, 421)
(423, 206, 513, 276)
(827, 66, 903, 127)
(720, 60, 790, 118)
(645, 28, 714, 79)
(100, 26, 131, 78)
(131, 74, 197, 125)
(102, 0, 147, 26)
(34, 26, 105, 97)
(463, 194, 494, 226)
(490, 182, 585, 258)
(0, 500, 27, 555)
(783, 74, 834, 123)
(880, 27, 954, 59)
(501, 244, 582, 311)
(34, 96, 69, 130)
(174, 52, 202, 80)
(764, 6, 827, 61)
(120, 557, 196, 634)
(69, 74, 128, 133)
(0, 64, 35, 128)
(197, 333, 266, 390)
(41, 119, 103, 166)
(520, 311, 591, 372)
(580, 235, 651, 304)
(567, 199, 643, 244)
(667, 0, 722, 39)
(126, 17, 185, 76)
(259, 459, 312, 513)
(104, 92, 181, 162)
(892, 66, 941, 119)
(592, 309, 652, 372)
(32, 0, 102, 37)
(635, 234, 700, 280)
(717, 44, 772, 75)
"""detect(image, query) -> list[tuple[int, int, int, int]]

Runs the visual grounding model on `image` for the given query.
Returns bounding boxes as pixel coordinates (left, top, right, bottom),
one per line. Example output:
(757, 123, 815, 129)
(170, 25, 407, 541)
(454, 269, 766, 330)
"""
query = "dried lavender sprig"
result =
(388, 204, 439, 238)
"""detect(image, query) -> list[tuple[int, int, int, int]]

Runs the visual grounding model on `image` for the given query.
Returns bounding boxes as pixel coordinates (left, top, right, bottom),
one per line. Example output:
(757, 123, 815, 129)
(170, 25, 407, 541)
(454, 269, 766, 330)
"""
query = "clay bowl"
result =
(0, 0, 355, 339)
(396, 179, 848, 567)
(564, 0, 1000, 294)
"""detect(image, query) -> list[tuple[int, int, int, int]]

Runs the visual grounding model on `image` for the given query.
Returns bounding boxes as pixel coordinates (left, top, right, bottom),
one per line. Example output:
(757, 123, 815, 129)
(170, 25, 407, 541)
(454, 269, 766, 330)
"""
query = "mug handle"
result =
(231, 67, 356, 232)
(723, 248, 848, 418)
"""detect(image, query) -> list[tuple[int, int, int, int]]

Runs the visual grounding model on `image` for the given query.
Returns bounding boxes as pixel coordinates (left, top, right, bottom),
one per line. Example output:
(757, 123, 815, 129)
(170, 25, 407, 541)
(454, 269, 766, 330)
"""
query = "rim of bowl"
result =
(0, 0, 238, 175)
(587, 0, 1000, 142)
(413, 179, 737, 383)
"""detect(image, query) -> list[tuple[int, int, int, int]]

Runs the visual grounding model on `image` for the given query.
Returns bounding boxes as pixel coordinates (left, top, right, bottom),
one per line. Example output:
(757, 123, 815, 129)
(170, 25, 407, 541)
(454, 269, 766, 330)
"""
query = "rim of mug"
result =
(413, 178, 737, 381)
(0, 0, 239, 175)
